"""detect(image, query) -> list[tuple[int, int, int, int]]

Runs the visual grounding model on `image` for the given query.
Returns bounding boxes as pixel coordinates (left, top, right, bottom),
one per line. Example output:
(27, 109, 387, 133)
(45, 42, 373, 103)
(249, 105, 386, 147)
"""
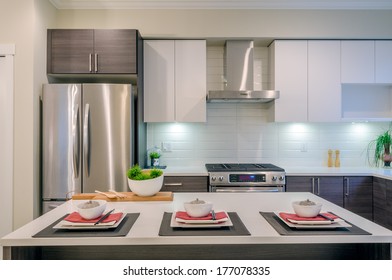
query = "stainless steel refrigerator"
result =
(41, 83, 141, 213)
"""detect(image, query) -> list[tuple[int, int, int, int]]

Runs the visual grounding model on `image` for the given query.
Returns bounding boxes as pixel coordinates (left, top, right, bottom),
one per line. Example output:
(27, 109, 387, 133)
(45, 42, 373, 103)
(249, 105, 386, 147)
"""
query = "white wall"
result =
(2, 3, 392, 228)
(0, 0, 56, 230)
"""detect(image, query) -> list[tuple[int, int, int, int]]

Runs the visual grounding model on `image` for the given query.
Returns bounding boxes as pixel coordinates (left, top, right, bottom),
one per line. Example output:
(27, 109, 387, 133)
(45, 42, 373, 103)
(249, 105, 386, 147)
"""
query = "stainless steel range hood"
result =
(207, 41, 279, 103)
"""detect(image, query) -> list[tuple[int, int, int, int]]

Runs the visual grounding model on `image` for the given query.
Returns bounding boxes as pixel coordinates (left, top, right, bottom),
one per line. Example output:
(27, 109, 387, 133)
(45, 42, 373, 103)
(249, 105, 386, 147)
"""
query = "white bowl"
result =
(292, 200, 322, 218)
(184, 201, 213, 218)
(74, 200, 107, 220)
(128, 174, 164, 196)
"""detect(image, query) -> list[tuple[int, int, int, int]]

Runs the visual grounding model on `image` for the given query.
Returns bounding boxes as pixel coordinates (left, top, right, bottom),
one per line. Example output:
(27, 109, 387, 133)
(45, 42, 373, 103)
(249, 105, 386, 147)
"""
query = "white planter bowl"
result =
(184, 201, 213, 218)
(292, 200, 322, 218)
(128, 175, 164, 196)
(74, 200, 107, 220)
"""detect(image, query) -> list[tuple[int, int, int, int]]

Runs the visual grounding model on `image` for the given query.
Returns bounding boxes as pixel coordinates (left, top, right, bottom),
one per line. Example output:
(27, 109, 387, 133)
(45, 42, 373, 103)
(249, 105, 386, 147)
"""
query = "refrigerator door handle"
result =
(83, 103, 90, 177)
(72, 104, 80, 178)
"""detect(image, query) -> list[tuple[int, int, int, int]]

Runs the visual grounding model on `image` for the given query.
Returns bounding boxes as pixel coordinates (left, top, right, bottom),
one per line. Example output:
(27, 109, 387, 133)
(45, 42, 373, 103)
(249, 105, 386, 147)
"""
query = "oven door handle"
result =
(212, 187, 284, 192)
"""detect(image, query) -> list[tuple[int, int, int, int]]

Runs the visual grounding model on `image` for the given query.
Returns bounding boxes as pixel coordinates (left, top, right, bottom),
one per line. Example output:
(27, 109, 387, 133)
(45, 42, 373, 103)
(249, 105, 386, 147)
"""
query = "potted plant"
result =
(367, 126, 392, 167)
(127, 165, 164, 196)
(149, 151, 161, 167)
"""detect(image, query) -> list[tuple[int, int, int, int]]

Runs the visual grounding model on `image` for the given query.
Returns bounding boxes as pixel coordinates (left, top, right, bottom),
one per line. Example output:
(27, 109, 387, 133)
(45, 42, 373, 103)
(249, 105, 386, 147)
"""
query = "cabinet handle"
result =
(94, 53, 98, 73)
(311, 178, 315, 194)
(83, 104, 90, 177)
(164, 183, 183, 187)
(89, 54, 92, 72)
(345, 177, 350, 197)
(316, 177, 320, 195)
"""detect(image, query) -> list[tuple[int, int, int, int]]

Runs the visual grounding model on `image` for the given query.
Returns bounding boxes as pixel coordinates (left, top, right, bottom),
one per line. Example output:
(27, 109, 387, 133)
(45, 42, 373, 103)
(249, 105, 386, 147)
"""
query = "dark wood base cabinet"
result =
(161, 176, 208, 192)
(286, 176, 373, 220)
(6, 243, 390, 260)
(373, 177, 392, 230)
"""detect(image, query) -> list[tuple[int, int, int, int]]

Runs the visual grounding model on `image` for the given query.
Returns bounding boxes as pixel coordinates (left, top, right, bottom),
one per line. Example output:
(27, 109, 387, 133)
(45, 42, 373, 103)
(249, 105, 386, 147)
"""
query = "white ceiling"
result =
(49, 0, 392, 10)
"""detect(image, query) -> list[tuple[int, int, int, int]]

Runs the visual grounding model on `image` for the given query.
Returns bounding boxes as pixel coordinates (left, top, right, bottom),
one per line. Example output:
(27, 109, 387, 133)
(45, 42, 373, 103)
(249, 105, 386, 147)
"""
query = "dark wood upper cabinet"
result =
(47, 29, 140, 74)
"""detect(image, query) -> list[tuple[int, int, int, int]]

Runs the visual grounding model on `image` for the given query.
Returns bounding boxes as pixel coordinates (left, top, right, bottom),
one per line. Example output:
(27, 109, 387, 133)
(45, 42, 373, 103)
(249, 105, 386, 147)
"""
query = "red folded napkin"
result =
(279, 212, 339, 222)
(64, 212, 123, 223)
(175, 211, 227, 221)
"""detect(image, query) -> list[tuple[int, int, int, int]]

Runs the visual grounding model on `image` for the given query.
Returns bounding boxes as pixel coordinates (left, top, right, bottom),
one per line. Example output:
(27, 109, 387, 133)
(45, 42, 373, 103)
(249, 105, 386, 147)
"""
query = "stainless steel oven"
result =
(206, 163, 286, 193)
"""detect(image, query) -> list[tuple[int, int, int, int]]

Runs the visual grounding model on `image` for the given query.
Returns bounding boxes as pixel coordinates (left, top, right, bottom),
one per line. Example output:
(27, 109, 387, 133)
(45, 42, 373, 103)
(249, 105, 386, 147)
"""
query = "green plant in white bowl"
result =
(127, 165, 164, 196)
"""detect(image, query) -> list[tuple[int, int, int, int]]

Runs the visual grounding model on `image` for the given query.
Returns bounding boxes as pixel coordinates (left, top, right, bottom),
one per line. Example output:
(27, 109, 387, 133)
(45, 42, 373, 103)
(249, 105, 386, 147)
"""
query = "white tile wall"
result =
(146, 45, 390, 168)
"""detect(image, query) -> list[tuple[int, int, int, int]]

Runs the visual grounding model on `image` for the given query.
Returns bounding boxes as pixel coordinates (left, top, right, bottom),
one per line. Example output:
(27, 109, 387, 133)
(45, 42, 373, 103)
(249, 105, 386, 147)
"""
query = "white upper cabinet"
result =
(375, 41, 392, 83)
(308, 41, 341, 122)
(341, 41, 375, 83)
(144, 40, 175, 122)
(270, 40, 341, 122)
(270, 40, 308, 122)
(174, 40, 207, 122)
(144, 40, 206, 122)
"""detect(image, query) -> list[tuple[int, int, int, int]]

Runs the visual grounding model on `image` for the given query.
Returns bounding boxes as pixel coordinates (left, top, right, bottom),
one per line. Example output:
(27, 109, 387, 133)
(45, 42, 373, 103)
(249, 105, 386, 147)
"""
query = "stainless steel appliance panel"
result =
(42, 84, 82, 199)
(82, 84, 133, 192)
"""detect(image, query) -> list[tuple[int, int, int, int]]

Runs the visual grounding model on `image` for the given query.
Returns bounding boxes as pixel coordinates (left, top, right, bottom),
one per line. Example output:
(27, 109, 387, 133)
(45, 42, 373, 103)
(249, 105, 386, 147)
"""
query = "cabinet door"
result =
(286, 176, 344, 207)
(143, 40, 175, 122)
(344, 176, 373, 220)
(341, 41, 375, 83)
(308, 41, 341, 122)
(94, 29, 137, 74)
(175, 40, 207, 122)
(285, 176, 313, 192)
(270, 41, 308, 122)
(373, 177, 392, 229)
(48, 29, 94, 74)
(375, 41, 392, 83)
(318, 177, 344, 207)
(161, 176, 208, 192)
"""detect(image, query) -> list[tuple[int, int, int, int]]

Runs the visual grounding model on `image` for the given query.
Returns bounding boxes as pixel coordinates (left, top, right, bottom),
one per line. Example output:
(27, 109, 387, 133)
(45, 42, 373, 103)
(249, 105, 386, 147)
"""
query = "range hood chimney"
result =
(207, 40, 279, 102)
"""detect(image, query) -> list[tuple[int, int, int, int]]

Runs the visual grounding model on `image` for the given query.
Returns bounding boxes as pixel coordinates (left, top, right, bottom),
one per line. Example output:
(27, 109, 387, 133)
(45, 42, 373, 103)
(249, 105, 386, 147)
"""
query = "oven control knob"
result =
(272, 176, 278, 181)
(279, 176, 285, 181)
(218, 176, 224, 181)
(211, 176, 217, 182)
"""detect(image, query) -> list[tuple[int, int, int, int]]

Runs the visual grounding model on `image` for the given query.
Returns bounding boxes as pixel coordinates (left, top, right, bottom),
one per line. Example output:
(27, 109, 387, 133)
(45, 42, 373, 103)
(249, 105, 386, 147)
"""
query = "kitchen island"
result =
(2, 192, 392, 260)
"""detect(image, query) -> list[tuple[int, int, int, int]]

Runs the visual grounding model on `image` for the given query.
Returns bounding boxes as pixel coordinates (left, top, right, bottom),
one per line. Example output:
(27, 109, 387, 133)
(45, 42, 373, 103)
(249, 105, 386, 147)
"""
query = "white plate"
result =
(170, 212, 233, 228)
(53, 212, 126, 230)
(175, 211, 229, 224)
(275, 212, 352, 229)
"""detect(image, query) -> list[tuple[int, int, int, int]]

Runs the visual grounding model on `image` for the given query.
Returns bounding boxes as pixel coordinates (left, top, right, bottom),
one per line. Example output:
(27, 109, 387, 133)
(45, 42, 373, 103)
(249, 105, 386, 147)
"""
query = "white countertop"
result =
(2, 192, 392, 248)
(162, 164, 392, 180)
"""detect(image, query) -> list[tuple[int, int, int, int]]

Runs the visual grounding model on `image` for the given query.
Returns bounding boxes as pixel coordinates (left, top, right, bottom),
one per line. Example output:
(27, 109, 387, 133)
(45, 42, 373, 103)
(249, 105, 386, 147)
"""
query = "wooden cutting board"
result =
(72, 191, 173, 202)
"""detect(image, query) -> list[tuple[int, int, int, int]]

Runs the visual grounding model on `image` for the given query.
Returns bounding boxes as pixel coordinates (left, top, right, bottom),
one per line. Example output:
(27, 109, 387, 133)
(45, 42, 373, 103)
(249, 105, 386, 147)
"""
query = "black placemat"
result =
(260, 212, 371, 236)
(159, 212, 251, 236)
(32, 213, 140, 238)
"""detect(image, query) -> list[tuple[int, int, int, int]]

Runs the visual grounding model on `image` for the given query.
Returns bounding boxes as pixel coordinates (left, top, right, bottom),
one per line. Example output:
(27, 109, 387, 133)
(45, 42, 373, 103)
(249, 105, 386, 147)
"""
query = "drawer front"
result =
(162, 176, 208, 192)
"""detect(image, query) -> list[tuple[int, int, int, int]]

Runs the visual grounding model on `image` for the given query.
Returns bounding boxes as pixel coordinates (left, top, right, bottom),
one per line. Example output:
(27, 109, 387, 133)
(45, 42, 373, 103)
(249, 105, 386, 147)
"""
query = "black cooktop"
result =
(205, 163, 284, 172)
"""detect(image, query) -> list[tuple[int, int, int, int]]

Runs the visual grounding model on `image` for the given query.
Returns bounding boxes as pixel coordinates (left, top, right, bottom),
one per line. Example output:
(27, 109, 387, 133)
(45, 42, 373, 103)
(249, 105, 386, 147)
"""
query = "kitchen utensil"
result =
(211, 210, 216, 220)
(94, 209, 115, 225)
(318, 213, 335, 222)
(95, 190, 117, 199)
(109, 189, 127, 198)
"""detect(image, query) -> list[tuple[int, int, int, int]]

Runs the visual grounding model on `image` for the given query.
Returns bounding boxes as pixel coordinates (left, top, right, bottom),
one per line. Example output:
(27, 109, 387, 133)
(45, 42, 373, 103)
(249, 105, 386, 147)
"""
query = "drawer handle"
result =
(164, 183, 183, 187)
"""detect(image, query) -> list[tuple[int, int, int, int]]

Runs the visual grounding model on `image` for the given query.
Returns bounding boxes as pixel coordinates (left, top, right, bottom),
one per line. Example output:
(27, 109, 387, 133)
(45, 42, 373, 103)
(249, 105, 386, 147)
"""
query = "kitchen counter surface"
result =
(162, 164, 392, 181)
(162, 165, 208, 176)
(2, 192, 392, 260)
(285, 166, 392, 180)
